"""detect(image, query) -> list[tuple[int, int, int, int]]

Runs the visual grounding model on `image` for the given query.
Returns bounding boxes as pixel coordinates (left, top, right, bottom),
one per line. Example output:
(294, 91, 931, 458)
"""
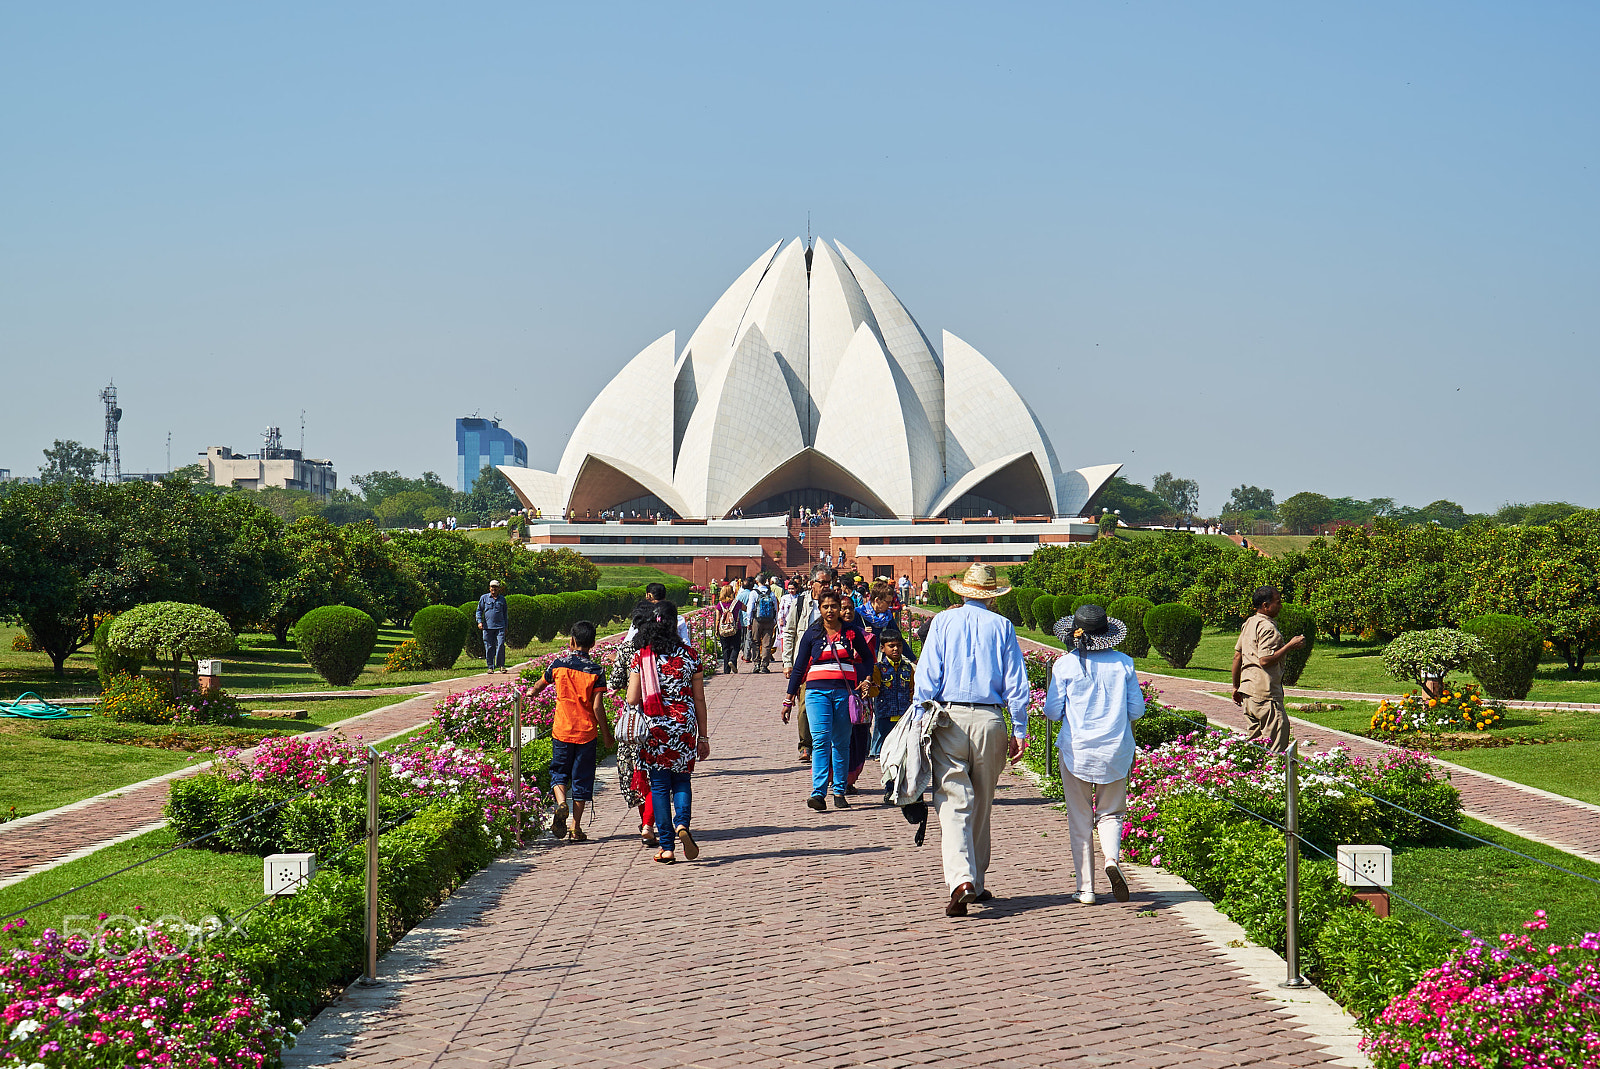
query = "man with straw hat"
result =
(912, 563, 1031, 917)
(1042, 604, 1146, 904)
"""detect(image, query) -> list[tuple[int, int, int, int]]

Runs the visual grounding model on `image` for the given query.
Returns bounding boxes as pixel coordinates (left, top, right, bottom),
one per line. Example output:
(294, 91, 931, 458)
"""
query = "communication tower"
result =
(99, 382, 122, 483)
(262, 426, 285, 459)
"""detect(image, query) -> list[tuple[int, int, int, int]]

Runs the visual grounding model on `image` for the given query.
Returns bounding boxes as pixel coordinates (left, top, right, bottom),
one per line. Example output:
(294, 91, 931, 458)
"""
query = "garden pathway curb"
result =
(286, 668, 1359, 1068)
(0, 663, 535, 887)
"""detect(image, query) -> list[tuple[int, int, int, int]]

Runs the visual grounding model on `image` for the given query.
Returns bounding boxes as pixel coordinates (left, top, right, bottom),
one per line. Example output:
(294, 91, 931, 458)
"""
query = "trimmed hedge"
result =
(459, 601, 486, 660)
(1461, 613, 1543, 700)
(1276, 603, 1317, 686)
(294, 605, 377, 686)
(1107, 596, 1154, 659)
(1071, 593, 1113, 615)
(411, 605, 470, 669)
(504, 594, 540, 649)
(93, 614, 144, 688)
(994, 590, 1022, 627)
(1033, 593, 1064, 634)
(532, 594, 565, 643)
(1012, 585, 1042, 629)
(1144, 603, 1203, 668)
(1051, 594, 1075, 629)
(929, 581, 952, 607)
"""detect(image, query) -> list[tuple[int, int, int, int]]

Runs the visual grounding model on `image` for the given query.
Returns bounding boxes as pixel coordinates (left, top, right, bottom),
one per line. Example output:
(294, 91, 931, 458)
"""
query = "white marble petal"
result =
(1056, 463, 1123, 517)
(806, 241, 879, 441)
(942, 330, 1062, 513)
(498, 467, 570, 517)
(674, 240, 782, 458)
(559, 331, 676, 484)
(735, 239, 811, 435)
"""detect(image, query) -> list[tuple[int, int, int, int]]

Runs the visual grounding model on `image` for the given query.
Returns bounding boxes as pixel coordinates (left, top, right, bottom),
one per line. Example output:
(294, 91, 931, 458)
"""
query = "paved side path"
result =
(292, 669, 1348, 1069)
(0, 668, 516, 883)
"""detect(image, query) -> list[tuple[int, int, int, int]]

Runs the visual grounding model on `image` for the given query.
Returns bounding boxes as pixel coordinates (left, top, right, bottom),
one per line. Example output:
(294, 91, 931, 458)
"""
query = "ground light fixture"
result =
(263, 852, 316, 896)
(1336, 844, 1393, 917)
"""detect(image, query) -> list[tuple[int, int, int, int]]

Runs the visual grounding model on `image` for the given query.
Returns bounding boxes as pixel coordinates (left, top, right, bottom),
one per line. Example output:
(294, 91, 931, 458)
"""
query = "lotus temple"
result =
(503, 238, 1120, 584)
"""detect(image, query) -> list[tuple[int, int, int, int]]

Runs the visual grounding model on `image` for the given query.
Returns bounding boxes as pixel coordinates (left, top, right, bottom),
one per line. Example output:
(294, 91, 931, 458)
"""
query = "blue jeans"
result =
(483, 627, 505, 669)
(869, 712, 896, 758)
(648, 769, 692, 848)
(805, 687, 853, 796)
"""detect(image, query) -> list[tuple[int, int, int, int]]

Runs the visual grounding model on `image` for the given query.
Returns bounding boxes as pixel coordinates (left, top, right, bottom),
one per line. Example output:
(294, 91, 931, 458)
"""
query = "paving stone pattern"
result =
(295, 668, 1346, 1069)
(0, 670, 515, 881)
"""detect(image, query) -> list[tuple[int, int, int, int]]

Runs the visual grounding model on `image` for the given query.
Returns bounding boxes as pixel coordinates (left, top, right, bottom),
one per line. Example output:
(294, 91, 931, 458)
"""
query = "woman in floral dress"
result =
(626, 601, 710, 863)
(609, 602, 656, 846)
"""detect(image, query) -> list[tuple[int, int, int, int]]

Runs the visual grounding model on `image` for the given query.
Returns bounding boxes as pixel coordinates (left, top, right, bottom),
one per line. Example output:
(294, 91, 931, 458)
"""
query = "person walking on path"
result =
(750, 580, 779, 673)
(626, 601, 710, 864)
(782, 567, 832, 764)
(1231, 585, 1304, 752)
(475, 579, 509, 674)
(869, 629, 915, 761)
(783, 589, 872, 811)
(1043, 605, 1145, 904)
(624, 583, 691, 647)
(737, 577, 760, 664)
(527, 620, 614, 843)
(713, 585, 744, 676)
(912, 563, 1030, 917)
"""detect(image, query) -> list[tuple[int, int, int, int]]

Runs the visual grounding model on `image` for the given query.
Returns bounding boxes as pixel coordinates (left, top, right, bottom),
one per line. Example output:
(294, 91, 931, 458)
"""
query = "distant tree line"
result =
(0, 477, 598, 674)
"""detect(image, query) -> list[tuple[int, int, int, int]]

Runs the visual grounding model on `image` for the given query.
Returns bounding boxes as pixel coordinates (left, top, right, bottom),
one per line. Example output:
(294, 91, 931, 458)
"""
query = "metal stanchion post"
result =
(1280, 740, 1309, 989)
(361, 745, 380, 985)
(512, 692, 524, 845)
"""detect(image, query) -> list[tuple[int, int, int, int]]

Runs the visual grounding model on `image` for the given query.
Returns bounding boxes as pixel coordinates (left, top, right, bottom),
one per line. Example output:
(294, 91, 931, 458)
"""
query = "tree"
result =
(463, 465, 518, 519)
(1088, 476, 1169, 525)
(1278, 492, 1334, 534)
(1461, 513, 1600, 671)
(252, 486, 325, 522)
(1150, 473, 1200, 524)
(106, 602, 235, 696)
(39, 440, 105, 484)
(351, 470, 452, 509)
(1492, 501, 1580, 528)
(1226, 485, 1275, 513)
(375, 490, 443, 529)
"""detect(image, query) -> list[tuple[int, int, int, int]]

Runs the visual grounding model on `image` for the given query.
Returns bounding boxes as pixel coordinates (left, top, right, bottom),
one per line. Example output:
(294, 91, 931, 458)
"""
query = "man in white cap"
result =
(475, 579, 509, 674)
(912, 563, 1030, 917)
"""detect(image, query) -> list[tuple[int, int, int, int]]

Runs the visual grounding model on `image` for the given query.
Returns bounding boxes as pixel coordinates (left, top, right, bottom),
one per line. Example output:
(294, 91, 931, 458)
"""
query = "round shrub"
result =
(93, 614, 144, 689)
(928, 581, 950, 607)
(106, 602, 235, 695)
(993, 590, 1022, 627)
(1052, 595, 1075, 629)
(1461, 613, 1543, 700)
(532, 594, 565, 643)
(1145, 603, 1203, 668)
(459, 601, 485, 660)
(1072, 594, 1113, 615)
(1108, 596, 1154, 659)
(1275, 604, 1318, 685)
(411, 604, 470, 669)
(1033, 593, 1064, 634)
(294, 605, 378, 686)
(504, 594, 540, 649)
(1382, 628, 1483, 691)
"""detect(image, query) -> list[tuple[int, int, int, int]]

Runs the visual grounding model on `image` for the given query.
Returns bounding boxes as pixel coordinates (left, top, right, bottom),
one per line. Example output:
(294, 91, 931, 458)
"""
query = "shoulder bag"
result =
(827, 629, 869, 726)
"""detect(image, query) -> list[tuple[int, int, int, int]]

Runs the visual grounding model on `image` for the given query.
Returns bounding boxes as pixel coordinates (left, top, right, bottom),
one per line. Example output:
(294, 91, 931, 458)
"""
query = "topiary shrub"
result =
(532, 594, 565, 643)
(294, 605, 378, 686)
(504, 594, 540, 649)
(1052, 595, 1075, 629)
(106, 602, 235, 697)
(1108, 596, 1154, 659)
(928, 581, 950, 607)
(1013, 586, 1039, 629)
(1145, 603, 1203, 668)
(1275, 604, 1318, 685)
(411, 605, 470, 669)
(1461, 613, 1543, 700)
(93, 614, 144, 689)
(1072, 594, 1113, 614)
(994, 590, 1022, 627)
(1382, 628, 1483, 691)
(1033, 593, 1064, 634)
(661, 579, 690, 607)
(459, 601, 485, 660)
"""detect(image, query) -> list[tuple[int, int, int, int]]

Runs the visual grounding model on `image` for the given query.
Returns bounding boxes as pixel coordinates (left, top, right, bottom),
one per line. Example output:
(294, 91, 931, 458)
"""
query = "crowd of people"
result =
(499, 559, 1298, 918)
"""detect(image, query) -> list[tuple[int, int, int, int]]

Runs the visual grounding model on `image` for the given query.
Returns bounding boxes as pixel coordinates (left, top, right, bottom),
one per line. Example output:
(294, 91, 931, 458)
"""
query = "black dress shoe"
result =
(806, 795, 827, 812)
(832, 793, 850, 808)
(973, 890, 994, 902)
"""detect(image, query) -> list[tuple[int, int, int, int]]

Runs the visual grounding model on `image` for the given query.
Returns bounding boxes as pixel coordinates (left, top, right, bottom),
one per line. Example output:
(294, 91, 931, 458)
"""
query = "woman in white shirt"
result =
(1041, 604, 1145, 905)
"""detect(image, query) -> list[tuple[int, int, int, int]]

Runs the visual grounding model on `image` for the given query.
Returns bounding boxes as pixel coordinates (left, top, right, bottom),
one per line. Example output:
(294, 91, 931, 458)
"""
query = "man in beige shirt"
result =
(1231, 585, 1305, 752)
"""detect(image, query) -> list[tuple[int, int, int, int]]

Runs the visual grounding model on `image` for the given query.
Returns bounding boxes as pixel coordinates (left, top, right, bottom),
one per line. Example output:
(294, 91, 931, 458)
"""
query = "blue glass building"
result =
(456, 417, 527, 492)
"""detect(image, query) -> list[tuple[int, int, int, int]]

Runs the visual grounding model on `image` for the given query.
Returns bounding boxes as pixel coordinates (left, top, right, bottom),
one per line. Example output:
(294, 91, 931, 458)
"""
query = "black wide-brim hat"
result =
(1053, 604, 1127, 651)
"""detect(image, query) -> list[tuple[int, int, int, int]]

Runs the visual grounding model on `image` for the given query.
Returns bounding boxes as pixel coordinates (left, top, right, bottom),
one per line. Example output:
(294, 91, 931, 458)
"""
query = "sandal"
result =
(676, 826, 700, 861)
(570, 827, 588, 842)
(654, 849, 676, 864)
(641, 829, 659, 847)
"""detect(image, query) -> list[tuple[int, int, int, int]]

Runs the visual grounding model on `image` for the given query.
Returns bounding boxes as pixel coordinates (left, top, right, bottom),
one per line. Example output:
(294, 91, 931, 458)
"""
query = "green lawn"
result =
(596, 565, 679, 588)
(0, 695, 403, 819)
(1237, 534, 1319, 556)
(462, 526, 509, 542)
(1114, 529, 1239, 549)
(0, 827, 264, 948)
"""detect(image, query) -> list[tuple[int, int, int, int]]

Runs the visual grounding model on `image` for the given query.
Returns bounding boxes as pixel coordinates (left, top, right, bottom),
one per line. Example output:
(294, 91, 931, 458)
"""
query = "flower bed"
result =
(1371, 682, 1504, 735)
(1363, 913, 1600, 1068)
(0, 921, 296, 1069)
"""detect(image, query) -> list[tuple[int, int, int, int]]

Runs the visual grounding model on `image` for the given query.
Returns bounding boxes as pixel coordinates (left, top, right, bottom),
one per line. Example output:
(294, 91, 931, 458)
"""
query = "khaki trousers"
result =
(1059, 766, 1127, 893)
(1243, 695, 1290, 752)
(931, 703, 1009, 894)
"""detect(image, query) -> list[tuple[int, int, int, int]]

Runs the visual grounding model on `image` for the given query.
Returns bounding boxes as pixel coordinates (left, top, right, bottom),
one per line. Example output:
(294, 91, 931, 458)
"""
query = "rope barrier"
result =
(1294, 834, 1468, 936)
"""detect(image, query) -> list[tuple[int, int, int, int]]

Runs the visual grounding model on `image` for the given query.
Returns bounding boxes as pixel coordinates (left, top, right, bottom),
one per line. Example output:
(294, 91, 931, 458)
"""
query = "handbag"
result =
(827, 630, 869, 725)
(614, 703, 650, 745)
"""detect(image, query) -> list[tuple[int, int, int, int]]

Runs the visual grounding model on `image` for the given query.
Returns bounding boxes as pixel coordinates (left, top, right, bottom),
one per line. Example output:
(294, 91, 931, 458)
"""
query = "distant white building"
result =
(202, 442, 337, 500)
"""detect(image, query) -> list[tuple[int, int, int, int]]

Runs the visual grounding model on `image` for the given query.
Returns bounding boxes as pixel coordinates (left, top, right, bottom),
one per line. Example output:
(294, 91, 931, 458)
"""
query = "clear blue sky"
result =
(2, 3, 1594, 514)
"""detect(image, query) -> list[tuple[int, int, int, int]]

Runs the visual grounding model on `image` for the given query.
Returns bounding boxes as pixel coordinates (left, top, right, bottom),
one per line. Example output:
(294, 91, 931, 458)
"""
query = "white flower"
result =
(54, 994, 78, 1010)
(142, 1017, 155, 1028)
(9, 1019, 39, 1040)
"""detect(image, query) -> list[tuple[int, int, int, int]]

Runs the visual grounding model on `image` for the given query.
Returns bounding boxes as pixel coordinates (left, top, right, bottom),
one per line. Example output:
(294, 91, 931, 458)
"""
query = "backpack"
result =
(717, 605, 739, 638)
(755, 592, 776, 620)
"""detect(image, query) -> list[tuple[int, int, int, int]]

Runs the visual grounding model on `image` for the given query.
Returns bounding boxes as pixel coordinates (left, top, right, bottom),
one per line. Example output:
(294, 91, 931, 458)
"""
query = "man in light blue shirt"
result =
(912, 564, 1030, 917)
(1042, 603, 1145, 905)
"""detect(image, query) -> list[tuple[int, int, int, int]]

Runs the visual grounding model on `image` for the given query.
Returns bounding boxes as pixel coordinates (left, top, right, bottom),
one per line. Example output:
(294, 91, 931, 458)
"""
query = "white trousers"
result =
(1059, 763, 1127, 893)
(931, 703, 1009, 894)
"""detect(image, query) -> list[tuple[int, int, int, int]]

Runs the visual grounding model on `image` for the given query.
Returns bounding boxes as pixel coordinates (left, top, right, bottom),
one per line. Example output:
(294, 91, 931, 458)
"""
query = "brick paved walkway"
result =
(0, 667, 518, 883)
(290, 669, 1351, 1069)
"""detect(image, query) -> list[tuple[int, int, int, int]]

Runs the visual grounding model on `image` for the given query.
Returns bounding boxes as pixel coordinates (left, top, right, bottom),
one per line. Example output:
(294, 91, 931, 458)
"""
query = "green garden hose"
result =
(0, 692, 91, 719)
